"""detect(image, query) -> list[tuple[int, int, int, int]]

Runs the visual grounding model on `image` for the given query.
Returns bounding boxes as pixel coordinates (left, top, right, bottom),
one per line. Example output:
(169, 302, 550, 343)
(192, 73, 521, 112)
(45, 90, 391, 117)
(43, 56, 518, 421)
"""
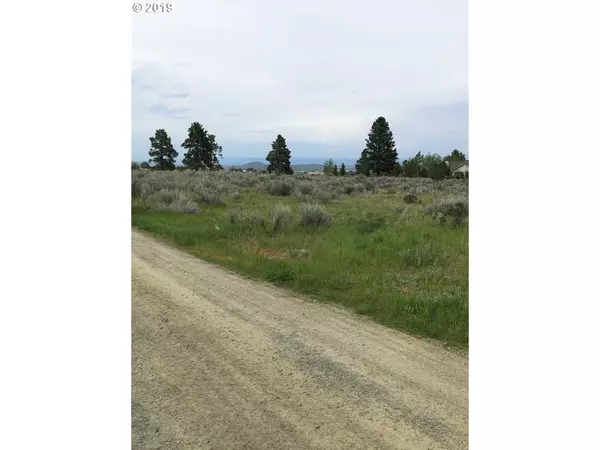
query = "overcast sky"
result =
(132, 0, 467, 164)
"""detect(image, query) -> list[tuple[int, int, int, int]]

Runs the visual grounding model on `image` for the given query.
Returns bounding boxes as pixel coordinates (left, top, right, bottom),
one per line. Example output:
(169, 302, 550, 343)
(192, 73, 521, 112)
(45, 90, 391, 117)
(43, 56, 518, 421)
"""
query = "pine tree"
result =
(181, 122, 223, 171)
(340, 162, 346, 176)
(333, 164, 339, 176)
(356, 117, 398, 176)
(355, 149, 371, 175)
(266, 135, 293, 174)
(148, 129, 178, 170)
(443, 149, 467, 162)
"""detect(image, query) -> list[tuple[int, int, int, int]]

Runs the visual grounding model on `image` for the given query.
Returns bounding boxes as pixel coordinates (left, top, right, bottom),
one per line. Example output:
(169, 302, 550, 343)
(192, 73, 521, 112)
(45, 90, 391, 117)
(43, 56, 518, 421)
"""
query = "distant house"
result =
(446, 160, 469, 177)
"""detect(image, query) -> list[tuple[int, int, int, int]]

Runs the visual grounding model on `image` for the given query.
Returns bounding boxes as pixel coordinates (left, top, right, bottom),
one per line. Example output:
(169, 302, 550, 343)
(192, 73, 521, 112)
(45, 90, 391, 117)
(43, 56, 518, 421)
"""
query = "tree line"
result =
(134, 117, 466, 179)
(352, 116, 467, 179)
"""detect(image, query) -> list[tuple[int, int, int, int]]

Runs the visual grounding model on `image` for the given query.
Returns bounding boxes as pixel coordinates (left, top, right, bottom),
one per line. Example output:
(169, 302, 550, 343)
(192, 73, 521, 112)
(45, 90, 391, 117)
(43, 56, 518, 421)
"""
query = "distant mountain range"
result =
(222, 156, 357, 168)
(225, 161, 326, 172)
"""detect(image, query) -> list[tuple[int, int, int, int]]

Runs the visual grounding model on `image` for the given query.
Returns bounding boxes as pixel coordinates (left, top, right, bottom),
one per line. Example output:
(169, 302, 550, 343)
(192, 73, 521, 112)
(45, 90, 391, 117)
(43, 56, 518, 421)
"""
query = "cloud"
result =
(132, 0, 467, 162)
(147, 102, 193, 120)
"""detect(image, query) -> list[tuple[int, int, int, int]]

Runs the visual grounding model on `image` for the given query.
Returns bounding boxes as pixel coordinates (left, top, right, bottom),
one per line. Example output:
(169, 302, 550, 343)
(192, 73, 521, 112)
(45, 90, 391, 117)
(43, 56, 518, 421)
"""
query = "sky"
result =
(132, 0, 468, 165)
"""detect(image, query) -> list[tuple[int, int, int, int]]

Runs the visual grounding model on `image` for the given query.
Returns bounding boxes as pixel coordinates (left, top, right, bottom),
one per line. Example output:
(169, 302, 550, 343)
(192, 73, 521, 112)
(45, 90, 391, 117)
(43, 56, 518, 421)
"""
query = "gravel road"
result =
(132, 229, 468, 449)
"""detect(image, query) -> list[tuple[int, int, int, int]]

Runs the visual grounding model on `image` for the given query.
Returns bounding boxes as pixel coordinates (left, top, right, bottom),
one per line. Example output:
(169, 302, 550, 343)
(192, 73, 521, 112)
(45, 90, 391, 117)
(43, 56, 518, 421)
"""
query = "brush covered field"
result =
(132, 170, 468, 347)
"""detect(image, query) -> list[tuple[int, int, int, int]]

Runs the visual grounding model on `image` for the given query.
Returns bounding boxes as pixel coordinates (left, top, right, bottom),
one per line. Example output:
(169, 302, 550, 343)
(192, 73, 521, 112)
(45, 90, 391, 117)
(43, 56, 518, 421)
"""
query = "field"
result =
(132, 170, 468, 347)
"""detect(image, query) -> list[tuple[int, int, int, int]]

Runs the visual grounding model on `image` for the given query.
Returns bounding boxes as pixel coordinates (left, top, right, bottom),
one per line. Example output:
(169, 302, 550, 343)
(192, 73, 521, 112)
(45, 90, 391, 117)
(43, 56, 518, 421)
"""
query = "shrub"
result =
(299, 203, 332, 227)
(344, 183, 366, 195)
(148, 190, 198, 214)
(132, 178, 142, 197)
(267, 179, 295, 196)
(403, 193, 420, 204)
(376, 177, 395, 189)
(171, 196, 199, 214)
(297, 181, 316, 195)
(364, 179, 377, 192)
(314, 190, 334, 204)
(427, 195, 469, 227)
(269, 204, 292, 232)
(139, 182, 153, 197)
(148, 189, 178, 206)
(232, 176, 259, 188)
(296, 194, 312, 204)
(196, 188, 224, 206)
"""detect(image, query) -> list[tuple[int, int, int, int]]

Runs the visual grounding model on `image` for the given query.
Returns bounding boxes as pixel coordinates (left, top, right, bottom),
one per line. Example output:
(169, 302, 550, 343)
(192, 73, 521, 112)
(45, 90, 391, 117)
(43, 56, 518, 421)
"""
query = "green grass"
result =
(132, 176, 468, 347)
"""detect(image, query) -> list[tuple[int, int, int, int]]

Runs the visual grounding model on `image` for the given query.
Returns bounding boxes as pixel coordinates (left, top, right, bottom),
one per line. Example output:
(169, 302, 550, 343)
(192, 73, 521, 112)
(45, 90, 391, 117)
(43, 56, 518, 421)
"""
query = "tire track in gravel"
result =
(132, 229, 468, 449)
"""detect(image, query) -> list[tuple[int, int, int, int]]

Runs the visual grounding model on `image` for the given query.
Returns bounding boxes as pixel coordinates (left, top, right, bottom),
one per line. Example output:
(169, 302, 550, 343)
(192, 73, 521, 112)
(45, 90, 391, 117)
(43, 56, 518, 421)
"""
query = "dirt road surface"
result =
(132, 229, 468, 449)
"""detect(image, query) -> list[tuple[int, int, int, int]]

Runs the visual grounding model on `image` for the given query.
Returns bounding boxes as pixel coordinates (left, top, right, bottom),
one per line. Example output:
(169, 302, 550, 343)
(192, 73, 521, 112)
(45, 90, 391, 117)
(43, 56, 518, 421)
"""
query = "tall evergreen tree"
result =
(148, 129, 178, 170)
(340, 162, 346, 176)
(266, 135, 293, 174)
(443, 149, 467, 162)
(355, 150, 371, 175)
(356, 117, 398, 176)
(181, 122, 223, 171)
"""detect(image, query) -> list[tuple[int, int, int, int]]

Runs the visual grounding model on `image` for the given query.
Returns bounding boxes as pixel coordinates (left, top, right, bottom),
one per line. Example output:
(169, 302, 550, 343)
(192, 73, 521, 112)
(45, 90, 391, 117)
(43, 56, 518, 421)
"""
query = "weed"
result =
(357, 213, 387, 234)
(227, 209, 246, 224)
(251, 214, 266, 228)
(400, 244, 438, 267)
(289, 248, 311, 259)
